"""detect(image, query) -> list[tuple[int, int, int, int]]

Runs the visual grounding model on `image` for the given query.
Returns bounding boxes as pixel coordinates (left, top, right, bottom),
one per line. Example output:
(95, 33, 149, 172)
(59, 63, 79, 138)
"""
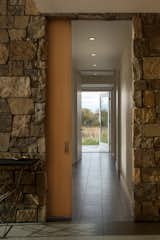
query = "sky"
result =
(81, 92, 109, 112)
(82, 92, 99, 112)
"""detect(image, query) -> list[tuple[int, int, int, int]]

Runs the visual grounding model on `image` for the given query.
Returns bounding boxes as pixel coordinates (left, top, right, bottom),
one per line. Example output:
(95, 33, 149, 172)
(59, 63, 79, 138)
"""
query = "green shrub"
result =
(82, 137, 99, 145)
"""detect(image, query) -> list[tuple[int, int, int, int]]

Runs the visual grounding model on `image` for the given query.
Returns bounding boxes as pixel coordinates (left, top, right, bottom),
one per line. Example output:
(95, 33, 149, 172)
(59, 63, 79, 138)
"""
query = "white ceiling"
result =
(72, 21, 132, 73)
(35, 0, 160, 13)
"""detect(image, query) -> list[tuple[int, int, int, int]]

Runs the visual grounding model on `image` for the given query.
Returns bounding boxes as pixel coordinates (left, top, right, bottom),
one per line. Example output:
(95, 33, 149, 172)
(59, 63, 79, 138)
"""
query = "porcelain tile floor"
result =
(73, 153, 133, 226)
(72, 152, 160, 235)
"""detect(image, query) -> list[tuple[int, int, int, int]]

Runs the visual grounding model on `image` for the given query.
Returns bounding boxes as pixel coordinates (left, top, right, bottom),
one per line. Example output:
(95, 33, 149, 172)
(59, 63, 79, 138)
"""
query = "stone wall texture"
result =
(133, 15, 160, 221)
(0, 0, 47, 222)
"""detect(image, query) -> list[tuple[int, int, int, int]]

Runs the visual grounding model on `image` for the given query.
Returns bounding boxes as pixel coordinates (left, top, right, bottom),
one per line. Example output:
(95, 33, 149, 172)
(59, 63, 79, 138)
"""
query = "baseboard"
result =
(47, 216, 72, 222)
(120, 174, 134, 217)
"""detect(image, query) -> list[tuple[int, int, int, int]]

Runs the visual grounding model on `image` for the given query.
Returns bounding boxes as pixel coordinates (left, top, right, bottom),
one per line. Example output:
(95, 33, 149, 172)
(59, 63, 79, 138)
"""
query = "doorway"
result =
(81, 91, 111, 153)
(47, 19, 133, 224)
(72, 19, 133, 225)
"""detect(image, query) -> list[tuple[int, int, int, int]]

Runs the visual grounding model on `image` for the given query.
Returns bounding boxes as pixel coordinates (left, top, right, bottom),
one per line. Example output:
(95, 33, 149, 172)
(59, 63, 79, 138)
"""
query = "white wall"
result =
(119, 29, 133, 198)
(115, 70, 121, 173)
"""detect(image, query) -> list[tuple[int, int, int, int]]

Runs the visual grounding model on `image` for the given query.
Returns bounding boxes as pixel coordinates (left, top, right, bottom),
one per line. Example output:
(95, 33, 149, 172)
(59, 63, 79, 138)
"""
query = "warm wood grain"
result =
(47, 20, 72, 218)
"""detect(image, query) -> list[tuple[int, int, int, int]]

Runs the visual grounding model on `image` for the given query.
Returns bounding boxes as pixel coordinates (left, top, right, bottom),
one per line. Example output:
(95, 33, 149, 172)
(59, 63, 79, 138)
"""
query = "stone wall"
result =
(133, 15, 160, 221)
(0, 0, 47, 222)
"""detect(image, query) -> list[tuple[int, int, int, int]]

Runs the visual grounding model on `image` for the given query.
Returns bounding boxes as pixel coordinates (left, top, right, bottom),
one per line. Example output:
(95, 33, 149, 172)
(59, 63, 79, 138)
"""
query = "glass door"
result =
(99, 92, 110, 152)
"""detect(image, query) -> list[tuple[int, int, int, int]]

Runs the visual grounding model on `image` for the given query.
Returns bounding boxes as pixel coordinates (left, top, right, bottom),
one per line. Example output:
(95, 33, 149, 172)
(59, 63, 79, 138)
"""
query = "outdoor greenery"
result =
(101, 128, 108, 143)
(101, 111, 108, 128)
(82, 137, 99, 145)
(81, 108, 108, 145)
(82, 108, 99, 127)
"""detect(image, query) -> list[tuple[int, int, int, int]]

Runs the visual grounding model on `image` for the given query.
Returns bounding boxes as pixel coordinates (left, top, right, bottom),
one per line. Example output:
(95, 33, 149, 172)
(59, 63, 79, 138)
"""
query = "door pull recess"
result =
(64, 142, 69, 153)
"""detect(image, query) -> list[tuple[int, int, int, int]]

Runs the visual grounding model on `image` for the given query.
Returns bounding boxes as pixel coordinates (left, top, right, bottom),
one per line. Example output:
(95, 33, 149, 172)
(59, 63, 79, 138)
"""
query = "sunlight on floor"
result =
(82, 145, 109, 153)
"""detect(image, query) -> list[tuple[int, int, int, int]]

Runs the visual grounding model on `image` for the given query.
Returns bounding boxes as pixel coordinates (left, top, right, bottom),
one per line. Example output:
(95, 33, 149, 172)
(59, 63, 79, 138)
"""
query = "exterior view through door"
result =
(72, 20, 133, 224)
(82, 91, 111, 153)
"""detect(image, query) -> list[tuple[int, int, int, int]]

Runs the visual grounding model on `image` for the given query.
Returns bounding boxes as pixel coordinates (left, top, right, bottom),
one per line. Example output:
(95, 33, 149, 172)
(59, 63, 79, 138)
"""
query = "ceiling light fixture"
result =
(91, 53, 96, 57)
(93, 64, 97, 67)
(89, 37, 96, 41)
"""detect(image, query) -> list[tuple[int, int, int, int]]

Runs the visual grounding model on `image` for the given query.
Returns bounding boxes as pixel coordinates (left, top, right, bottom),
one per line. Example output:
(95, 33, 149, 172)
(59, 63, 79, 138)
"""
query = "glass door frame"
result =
(79, 86, 114, 154)
(99, 91, 111, 153)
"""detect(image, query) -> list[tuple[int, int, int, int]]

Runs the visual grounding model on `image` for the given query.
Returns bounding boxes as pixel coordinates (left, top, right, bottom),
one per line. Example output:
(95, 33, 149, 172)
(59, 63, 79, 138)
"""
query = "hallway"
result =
(73, 152, 133, 229)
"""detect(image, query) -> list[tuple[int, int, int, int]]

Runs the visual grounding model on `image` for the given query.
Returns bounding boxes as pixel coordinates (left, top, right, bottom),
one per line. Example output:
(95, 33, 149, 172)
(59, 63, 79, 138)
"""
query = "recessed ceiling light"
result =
(91, 53, 96, 57)
(93, 64, 97, 67)
(89, 37, 96, 41)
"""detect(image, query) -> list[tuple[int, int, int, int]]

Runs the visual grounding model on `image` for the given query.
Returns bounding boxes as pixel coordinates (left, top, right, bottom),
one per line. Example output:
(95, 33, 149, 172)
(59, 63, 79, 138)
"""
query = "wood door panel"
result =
(47, 20, 72, 218)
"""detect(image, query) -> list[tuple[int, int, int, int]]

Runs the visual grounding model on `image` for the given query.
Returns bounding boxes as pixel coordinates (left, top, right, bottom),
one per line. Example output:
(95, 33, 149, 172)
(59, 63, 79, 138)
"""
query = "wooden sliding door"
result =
(47, 20, 72, 219)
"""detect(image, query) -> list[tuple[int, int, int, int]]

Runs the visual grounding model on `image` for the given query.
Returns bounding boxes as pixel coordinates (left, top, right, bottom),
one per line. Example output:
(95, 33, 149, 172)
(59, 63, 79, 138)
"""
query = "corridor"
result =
(73, 152, 133, 231)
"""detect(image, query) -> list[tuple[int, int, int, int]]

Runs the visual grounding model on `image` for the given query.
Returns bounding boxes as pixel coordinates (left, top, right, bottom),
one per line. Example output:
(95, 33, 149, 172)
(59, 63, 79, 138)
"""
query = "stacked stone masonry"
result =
(133, 15, 160, 221)
(0, 0, 47, 222)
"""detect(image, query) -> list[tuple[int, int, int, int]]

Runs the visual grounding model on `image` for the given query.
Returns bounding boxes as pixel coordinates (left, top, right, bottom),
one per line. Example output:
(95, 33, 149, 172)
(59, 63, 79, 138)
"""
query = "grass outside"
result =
(101, 127, 108, 143)
(82, 138, 99, 145)
(82, 127, 108, 145)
